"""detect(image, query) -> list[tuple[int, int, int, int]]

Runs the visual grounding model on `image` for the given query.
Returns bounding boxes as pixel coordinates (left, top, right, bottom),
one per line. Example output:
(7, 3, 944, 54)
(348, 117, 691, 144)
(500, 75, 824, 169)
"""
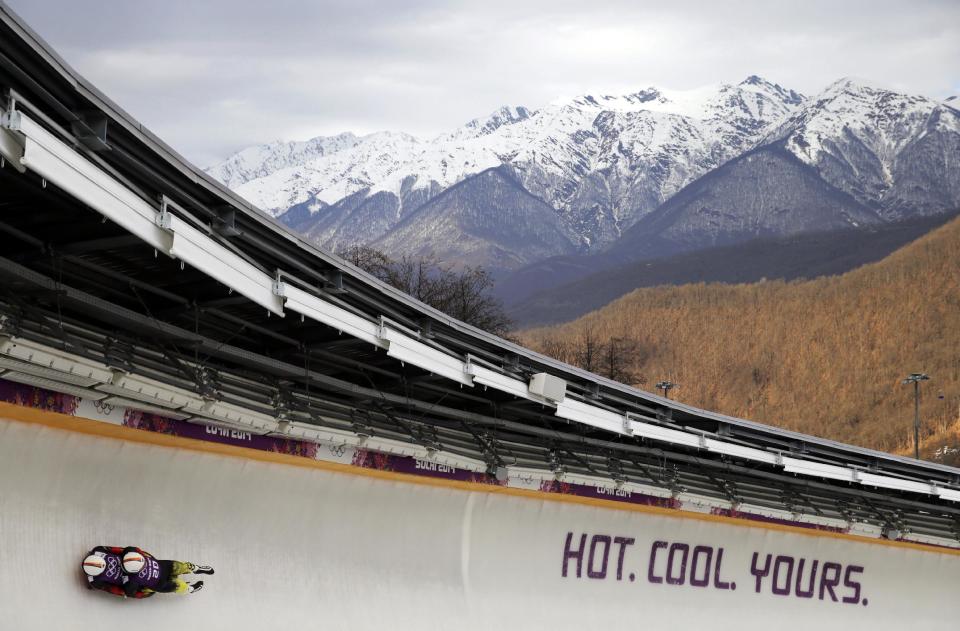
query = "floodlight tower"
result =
(902, 373, 930, 460)
(656, 380, 676, 400)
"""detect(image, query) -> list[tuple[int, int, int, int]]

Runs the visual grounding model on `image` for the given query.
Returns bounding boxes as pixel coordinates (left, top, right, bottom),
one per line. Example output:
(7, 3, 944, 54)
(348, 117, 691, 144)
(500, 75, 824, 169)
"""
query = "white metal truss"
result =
(0, 336, 115, 384)
(781, 457, 857, 483)
(556, 398, 627, 435)
(164, 214, 283, 315)
(703, 437, 780, 465)
(380, 325, 473, 387)
(278, 283, 382, 347)
(467, 358, 547, 404)
(0, 115, 25, 172)
(628, 416, 703, 448)
(4, 111, 171, 251)
(857, 472, 935, 495)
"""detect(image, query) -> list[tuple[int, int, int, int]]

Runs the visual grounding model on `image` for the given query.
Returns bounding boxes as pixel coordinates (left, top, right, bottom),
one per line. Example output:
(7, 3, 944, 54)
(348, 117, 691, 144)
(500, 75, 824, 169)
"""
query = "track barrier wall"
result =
(2, 404, 960, 630)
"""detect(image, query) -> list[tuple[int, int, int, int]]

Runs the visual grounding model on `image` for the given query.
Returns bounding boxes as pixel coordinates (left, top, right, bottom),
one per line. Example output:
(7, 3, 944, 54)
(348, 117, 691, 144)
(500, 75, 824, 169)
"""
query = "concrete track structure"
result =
(2, 1, 960, 547)
(2, 4, 960, 627)
(3, 409, 959, 630)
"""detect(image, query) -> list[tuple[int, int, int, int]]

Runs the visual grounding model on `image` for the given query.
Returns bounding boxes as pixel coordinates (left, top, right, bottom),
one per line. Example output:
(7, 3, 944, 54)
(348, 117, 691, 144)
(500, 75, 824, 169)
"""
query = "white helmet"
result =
(122, 551, 146, 574)
(82, 554, 107, 577)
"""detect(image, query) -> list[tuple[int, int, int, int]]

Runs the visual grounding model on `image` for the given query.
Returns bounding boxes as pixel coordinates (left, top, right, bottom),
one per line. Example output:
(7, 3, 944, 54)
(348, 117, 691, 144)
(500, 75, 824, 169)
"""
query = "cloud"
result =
(7, 0, 959, 166)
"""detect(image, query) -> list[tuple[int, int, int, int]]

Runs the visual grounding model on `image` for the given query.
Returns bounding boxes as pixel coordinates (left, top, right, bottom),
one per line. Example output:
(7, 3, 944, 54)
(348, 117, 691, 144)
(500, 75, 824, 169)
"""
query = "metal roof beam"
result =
(58, 234, 145, 254)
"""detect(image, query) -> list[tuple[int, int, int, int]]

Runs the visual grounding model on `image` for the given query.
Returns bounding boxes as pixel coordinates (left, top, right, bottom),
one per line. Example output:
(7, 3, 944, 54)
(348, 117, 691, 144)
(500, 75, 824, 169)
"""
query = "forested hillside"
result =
(523, 214, 960, 464)
(506, 212, 958, 326)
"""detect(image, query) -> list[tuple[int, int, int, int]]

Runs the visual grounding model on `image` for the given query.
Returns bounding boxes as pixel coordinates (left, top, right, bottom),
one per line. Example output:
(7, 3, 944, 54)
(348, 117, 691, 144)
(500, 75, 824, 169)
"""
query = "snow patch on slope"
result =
(207, 77, 805, 222)
(768, 78, 959, 167)
(207, 133, 360, 190)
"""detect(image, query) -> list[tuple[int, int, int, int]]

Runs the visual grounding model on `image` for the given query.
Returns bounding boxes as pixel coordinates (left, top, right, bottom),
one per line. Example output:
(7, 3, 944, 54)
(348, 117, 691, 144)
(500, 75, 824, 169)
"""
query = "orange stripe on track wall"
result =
(1, 400, 958, 557)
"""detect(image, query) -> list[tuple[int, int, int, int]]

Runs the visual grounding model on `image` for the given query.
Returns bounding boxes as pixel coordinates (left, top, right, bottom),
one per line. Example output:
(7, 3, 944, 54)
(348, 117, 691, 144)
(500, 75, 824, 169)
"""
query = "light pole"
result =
(902, 373, 930, 460)
(656, 380, 676, 399)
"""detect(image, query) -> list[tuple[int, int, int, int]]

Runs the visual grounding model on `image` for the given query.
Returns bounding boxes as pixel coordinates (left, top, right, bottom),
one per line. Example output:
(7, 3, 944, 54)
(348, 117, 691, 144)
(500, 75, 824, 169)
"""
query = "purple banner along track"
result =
(540, 479, 680, 509)
(0, 379, 79, 415)
(123, 410, 318, 458)
(351, 448, 499, 485)
(710, 508, 847, 533)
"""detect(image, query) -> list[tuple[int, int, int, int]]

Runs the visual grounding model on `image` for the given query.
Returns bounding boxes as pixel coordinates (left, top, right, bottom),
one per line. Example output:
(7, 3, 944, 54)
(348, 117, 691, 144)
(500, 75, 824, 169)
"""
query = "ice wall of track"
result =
(3, 415, 960, 631)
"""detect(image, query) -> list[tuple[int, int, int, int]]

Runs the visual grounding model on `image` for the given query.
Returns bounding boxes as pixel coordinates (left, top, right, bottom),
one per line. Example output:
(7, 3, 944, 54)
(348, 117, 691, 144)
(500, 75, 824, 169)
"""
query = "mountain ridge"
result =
(494, 79, 960, 297)
(211, 77, 960, 293)
(211, 76, 805, 263)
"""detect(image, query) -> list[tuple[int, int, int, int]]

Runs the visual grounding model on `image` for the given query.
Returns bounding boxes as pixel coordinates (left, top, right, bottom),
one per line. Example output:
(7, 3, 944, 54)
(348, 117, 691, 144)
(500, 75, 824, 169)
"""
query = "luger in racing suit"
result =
(83, 546, 195, 598)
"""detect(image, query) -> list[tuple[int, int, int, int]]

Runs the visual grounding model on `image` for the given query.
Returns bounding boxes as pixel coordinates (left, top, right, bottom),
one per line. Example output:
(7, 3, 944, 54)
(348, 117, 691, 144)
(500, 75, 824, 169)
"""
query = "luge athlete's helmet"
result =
(82, 554, 107, 577)
(122, 550, 146, 574)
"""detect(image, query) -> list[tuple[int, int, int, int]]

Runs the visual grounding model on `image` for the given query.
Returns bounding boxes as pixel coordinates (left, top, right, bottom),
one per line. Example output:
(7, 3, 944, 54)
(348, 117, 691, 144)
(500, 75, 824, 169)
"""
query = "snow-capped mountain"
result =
(766, 78, 960, 217)
(505, 77, 804, 245)
(447, 105, 536, 140)
(207, 77, 958, 278)
(501, 78, 960, 303)
(209, 132, 360, 190)
(215, 106, 535, 214)
(207, 76, 804, 265)
(622, 77, 960, 257)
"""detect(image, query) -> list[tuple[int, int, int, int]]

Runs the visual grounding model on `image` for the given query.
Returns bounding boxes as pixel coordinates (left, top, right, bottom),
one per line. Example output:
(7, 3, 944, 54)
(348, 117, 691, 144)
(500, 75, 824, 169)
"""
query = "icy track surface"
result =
(3, 414, 960, 631)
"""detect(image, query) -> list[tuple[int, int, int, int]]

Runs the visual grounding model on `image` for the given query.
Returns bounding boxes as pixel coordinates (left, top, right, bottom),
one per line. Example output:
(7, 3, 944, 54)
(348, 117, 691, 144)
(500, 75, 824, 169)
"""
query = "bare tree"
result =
(340, 245, 394, 283)
(337, 246, 513, 337)
(577, 326, 601, 373)
(539, 329, 641, 385)
(601, 337, 640, 384)
(537, 337, 573, 364)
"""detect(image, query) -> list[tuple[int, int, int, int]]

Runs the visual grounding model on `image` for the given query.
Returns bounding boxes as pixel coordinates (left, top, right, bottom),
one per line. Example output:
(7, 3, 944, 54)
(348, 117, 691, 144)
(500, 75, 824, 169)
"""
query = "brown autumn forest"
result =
(522, 214, 960, 466)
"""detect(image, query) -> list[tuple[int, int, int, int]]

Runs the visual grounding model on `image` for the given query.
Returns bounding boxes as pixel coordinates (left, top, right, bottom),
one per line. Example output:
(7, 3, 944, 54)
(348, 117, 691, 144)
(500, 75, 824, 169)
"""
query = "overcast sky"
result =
(7, 0, 959, 166)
